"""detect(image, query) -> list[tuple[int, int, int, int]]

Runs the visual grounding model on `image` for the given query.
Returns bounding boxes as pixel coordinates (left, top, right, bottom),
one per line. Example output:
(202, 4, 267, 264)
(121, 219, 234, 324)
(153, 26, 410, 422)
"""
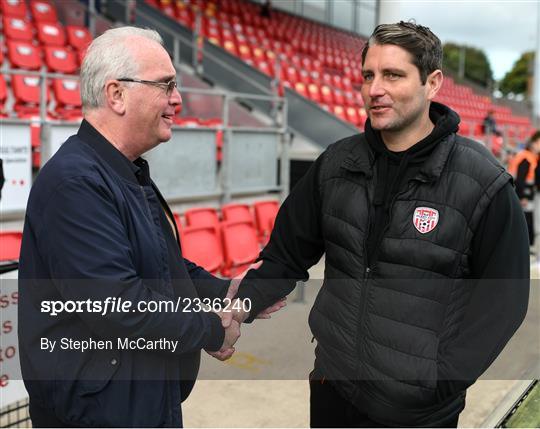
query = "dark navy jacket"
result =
(18, 120, 227, 427)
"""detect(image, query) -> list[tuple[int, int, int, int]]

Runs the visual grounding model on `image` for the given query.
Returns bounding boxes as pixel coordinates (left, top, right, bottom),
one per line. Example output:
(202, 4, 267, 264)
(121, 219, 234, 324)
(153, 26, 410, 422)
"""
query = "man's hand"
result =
(220, 276, 287, 328)
(207, 316, 241, 361)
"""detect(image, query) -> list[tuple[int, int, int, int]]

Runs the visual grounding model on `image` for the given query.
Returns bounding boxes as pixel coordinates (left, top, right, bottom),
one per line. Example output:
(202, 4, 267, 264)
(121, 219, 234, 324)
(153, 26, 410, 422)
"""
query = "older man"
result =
(19, 27, 246, 427)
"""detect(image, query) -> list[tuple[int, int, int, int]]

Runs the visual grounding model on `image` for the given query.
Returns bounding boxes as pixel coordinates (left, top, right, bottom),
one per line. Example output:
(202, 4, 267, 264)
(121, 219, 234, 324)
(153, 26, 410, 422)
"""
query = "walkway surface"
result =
(183, 259, 539, 427)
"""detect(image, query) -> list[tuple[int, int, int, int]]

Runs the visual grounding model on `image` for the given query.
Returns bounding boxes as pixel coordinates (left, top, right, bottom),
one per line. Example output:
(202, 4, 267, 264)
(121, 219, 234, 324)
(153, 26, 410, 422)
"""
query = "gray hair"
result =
(80, 26, 163, 110)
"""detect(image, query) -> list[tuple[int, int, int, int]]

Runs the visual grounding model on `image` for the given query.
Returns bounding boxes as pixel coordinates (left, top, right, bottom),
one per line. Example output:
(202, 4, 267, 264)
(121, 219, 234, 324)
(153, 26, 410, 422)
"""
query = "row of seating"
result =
(1, 0, 58, 22)
(174, 201, 278, 276)
(2, 18, 92, 50)
(0, 201, 281, 278)
(2, 39, 83, 72)
(0, 74, 81, 119)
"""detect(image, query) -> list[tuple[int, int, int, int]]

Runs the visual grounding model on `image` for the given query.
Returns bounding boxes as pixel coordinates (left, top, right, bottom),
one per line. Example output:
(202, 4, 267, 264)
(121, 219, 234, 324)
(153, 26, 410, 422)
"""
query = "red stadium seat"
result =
(332, 105, 347, 122)
(44, 46, 77, 73)
(180, 225, 224, 274)
(320, 84, 334, 105)
(6, 40, 42, 70)
(36, 22, 66, 46)
(30, 0, 58, 23)
(307, 83, 321, 102)
(0, 232, 23, 261)
(52, 78, 82, 119)
(294, 81, 308, 98)
(174, 116, 201, 127)
(0, 0, 28, 18)
(333, 89, 345, 106)
(223, 40, 238, 56)
(346, 106, 360, 126)
(254, 200, 279, 244)
(221, 203, 253, 224)
(0, 75, 8, 116)
(185, 207, 220, 231)
(12, 74, 49, 115)
(2, 17, 34, 42)
(221, 220, 260, 277)
(66, 25, 93, 51)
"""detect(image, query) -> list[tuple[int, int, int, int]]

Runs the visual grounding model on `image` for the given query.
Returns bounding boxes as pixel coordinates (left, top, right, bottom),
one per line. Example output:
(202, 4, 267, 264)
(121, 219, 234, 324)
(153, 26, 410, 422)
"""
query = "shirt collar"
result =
(77, 119, 149, 186)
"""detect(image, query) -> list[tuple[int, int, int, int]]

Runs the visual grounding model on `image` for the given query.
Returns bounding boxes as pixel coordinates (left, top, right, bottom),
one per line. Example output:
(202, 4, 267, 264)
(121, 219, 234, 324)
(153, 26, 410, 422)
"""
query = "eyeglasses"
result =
(117, 78, 178, 96)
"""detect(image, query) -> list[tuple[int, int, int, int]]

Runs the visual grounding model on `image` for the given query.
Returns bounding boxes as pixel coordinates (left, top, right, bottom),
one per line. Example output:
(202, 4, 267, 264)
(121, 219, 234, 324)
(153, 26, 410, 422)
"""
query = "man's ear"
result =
(104, 80, 126, 115)
(426, 69, 443, 100)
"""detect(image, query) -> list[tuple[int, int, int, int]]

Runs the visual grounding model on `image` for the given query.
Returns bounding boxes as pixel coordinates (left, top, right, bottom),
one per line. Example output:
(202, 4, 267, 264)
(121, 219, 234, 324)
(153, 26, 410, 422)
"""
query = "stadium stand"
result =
(145, 0, 534, 151)
(175, 201, 280, 274)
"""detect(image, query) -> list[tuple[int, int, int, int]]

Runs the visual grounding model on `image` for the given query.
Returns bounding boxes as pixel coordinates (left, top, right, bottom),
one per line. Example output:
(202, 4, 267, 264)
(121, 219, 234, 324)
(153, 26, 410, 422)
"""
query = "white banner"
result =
(0, 270, 27, 408)
(0, 122, 32, 214)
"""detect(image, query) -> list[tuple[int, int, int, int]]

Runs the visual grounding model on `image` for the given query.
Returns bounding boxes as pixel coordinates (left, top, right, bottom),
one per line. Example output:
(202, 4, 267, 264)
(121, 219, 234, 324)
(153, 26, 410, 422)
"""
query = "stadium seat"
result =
(346, 106, 360, 126)
(66, 25, 93, 51)
(0, 75, 8, 116)
(36, 22, 66, 46)
(2, 17, 34, 42)
(12, 74, 49, 115)
(253, 200, 279, 245)
(332, 105, 347, 122)
(184, 207, 220, 232)
(0, 0, 27, 18)
(30, 0, 58, 23)
(44, 46, 77, 73)
(174, 116, 201, 127)
(0, 232, 23, 261)
(221, 203, 253, 224)
(6, 40, 42, 70)
(320, 85, 334, 105)
(307, 83, 321, 103)
(294, 82, 308, 98)
(180, 225, 224, 274)
(221, 220, 260, 277)
(52, 78, 82, 119)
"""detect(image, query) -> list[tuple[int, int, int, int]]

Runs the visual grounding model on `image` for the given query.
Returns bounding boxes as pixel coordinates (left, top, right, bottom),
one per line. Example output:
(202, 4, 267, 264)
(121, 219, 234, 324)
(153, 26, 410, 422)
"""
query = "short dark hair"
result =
(361, 21, 443, 85)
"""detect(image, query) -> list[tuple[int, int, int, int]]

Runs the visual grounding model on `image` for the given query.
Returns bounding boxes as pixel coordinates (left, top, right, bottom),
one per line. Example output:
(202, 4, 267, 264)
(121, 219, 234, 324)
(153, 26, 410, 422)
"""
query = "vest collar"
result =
(342, 132, 456, 183)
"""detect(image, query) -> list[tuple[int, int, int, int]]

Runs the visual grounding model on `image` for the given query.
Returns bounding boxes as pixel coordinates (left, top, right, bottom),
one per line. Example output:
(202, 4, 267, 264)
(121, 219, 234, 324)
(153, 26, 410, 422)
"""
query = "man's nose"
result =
(171, 88, 183, 113)
(368, 76, 385, 98)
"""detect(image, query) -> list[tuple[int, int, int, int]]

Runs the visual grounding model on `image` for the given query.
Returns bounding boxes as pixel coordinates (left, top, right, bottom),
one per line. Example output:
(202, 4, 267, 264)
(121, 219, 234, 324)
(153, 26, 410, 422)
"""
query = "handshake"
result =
(206, 277, 286, 361)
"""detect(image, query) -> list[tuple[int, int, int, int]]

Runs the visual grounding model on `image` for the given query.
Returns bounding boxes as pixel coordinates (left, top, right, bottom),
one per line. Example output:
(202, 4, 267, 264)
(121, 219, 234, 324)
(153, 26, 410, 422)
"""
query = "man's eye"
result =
(363, 74, 373, 82)
(386, 73, 401, 80)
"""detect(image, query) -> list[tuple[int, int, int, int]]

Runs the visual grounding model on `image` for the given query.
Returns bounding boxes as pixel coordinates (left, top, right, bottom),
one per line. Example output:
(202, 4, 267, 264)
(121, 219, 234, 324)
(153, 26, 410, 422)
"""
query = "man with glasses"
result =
(18, 26, 279, 427)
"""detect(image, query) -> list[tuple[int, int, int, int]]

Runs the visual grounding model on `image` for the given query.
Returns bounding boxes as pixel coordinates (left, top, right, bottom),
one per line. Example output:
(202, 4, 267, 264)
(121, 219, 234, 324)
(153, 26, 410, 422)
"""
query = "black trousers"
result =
(310, 377, 459, 428)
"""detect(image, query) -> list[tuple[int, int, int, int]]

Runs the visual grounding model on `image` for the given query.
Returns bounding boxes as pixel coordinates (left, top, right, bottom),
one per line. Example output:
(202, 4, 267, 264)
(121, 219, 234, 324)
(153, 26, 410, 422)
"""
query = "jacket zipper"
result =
(355, 178, 420, 377)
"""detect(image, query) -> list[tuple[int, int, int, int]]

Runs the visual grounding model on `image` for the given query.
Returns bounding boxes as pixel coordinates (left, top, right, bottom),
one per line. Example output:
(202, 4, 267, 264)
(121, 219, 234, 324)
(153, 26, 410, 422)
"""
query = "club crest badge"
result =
(413, 207, 439, 234)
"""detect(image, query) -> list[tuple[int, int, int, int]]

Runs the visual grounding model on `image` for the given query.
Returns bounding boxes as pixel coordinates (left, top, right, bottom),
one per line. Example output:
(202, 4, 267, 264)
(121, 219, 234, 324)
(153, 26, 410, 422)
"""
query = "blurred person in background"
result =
(229, 21, 530, 428)
(18, 26, 280, 428)
(482, 109, 501, 136)
(508, 130, 540, 249)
